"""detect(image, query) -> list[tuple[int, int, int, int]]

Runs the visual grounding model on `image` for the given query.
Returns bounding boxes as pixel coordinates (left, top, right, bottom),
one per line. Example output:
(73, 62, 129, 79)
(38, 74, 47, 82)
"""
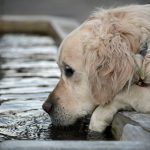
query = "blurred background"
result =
(0, 0, 150, 23)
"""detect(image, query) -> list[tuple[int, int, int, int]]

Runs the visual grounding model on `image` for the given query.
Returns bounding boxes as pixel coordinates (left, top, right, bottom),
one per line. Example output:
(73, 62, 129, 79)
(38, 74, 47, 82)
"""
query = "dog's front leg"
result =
(89, 99, 128, 133)
(89, 84, 150, 132)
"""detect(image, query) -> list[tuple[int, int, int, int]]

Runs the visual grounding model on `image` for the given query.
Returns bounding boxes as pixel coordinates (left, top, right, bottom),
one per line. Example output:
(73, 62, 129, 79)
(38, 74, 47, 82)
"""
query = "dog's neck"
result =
(134, 42, 150, 87)
(139, 42, 148, 57)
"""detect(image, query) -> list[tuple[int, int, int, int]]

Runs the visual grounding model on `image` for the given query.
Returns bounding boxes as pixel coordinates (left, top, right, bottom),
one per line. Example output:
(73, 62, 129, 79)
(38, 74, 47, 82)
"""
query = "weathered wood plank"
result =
(121, 124, 150, 141)
(112, 112, 150, 141)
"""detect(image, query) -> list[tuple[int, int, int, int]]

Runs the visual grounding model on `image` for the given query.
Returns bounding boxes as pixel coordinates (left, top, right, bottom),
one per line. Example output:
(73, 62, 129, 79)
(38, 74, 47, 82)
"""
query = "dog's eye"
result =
(64, 65, 74, 77)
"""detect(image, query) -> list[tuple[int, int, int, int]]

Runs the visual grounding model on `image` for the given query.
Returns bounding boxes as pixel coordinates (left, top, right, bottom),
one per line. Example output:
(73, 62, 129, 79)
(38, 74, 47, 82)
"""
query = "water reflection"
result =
(0, 55, 5, 80)
(0, 34, 59, 141)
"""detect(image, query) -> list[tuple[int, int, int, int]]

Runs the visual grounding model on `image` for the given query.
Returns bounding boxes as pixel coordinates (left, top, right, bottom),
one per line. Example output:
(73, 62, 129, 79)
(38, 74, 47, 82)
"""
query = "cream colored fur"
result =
(89, 85, 150, 132)
(43, 4, 150, 132)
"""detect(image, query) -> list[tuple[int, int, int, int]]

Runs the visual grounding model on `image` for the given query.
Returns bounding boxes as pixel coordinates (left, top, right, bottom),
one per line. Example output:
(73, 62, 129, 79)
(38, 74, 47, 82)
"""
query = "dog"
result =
(42, 5, 150, 132)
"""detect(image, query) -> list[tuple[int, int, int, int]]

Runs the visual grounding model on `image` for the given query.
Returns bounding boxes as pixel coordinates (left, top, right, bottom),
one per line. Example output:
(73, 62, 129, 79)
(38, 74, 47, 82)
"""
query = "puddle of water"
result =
(0, 110, 51, 141)
(0, 34, 114, 142)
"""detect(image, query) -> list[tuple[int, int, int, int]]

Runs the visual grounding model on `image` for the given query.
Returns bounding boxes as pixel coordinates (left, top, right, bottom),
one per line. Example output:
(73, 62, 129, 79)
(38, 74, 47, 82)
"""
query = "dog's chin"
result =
(49, 105, 92, 128)
(49, 109, 82, 127)
(50, 117, 76, 127)
(50, 114, 91, 130)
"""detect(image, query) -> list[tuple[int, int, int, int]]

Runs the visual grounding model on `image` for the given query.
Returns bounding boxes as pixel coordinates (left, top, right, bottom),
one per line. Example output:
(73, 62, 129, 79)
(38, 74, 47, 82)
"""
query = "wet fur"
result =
(43, 5, 150, 132)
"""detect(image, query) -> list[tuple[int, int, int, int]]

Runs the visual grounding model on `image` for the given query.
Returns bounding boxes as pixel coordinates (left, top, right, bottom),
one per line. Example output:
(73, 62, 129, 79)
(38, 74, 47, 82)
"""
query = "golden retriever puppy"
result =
(43, 5, 150, 132)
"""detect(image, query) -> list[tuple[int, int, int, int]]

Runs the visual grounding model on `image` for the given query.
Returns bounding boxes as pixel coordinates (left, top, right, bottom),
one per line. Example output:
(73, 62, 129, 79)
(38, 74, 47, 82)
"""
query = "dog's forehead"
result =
(58, 29, 84, 69)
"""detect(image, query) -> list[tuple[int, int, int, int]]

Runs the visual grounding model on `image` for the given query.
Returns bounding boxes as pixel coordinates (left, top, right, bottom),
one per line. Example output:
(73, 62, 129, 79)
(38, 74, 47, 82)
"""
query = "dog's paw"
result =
(89, 122, 107, 133)
(89, 118, 108, 133)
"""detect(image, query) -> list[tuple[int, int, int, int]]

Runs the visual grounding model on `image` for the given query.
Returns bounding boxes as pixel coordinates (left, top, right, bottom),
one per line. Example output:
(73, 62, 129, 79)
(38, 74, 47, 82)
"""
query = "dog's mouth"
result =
(50, 114, 91, 131)
(48, 115, 92, 140)
(49, 104, 97, 129)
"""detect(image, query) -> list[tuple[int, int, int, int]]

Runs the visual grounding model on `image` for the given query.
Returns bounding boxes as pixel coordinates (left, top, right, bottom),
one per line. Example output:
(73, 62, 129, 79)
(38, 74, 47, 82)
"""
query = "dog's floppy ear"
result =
(109, 22, 141, 54)
(84, 23, 135, 105)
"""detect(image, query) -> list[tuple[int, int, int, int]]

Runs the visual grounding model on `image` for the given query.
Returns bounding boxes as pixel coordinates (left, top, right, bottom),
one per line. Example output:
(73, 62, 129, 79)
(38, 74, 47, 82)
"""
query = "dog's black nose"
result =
(42, 102, 52, 114)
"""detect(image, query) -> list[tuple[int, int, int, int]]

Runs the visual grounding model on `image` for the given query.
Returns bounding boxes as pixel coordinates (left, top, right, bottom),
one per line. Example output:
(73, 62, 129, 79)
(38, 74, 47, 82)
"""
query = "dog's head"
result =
(42, 12, 142, 126)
